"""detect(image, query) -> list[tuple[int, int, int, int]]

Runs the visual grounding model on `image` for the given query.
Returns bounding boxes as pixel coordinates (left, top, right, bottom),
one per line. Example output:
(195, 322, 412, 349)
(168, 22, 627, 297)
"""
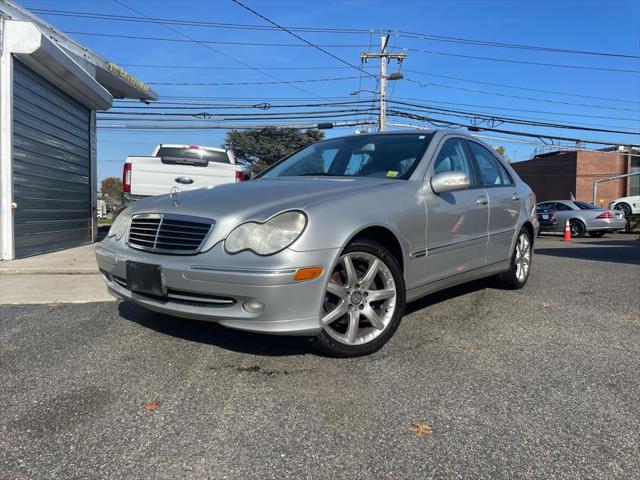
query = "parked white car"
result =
(123, 144, 245, 203)
(609, 195, 640, 218)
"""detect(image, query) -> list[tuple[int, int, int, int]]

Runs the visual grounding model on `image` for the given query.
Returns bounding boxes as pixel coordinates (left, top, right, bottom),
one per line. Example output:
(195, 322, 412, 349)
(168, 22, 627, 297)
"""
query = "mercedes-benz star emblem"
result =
(169, 186, 181, 206)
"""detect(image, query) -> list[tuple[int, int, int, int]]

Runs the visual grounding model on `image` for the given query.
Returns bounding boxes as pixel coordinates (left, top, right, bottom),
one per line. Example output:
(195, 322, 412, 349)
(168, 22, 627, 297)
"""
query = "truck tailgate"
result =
(128, 156, 239, 197)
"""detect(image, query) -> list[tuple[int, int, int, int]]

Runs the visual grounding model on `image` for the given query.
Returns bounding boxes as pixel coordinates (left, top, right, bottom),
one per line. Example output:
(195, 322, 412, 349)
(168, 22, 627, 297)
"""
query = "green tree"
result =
(100, 177, 123, 205)
(495, 146, 511, 163)
(223, 126, 324, 174)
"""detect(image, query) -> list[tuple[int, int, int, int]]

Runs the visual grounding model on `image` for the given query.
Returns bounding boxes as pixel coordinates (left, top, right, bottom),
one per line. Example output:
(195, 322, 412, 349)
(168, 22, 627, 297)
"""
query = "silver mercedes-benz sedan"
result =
(536, 200, 626, 237)
(97, 130, 539, 357)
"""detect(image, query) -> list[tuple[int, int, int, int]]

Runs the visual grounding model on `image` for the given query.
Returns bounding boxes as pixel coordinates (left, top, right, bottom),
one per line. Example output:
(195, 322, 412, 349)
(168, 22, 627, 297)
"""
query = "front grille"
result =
(127, 213, 214, 254)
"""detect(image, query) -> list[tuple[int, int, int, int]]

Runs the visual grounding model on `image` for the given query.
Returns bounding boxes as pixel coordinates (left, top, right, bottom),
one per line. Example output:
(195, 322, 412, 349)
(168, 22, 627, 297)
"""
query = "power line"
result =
(107, 99, 376, 109)
(114, 95, 640, 122)
(109, 0, 323, 99)
(118, 64, 376, 71)
(31, 8, 372, 34)
(389, 97, 640, 122)
(403, 69, 640, 104)
(387, 111, 638, 146)
(32, 8, 640, 59)
(230, 0, 377, 80)
(405, 78, 640, 112)
(405, 47, 640, 74)
(146, 76, 361, 86)
(96, 101, 640, 135)
(63, 28, 640, 74)
(385, 102, 640, 136)
(65, 31, 371, 48)
(97, 120, 378, 130)
(113, 62, 640, 104)
(397, 31, 640, 60)
(111, 98, 640, 124)
(98, 108, 379, 119)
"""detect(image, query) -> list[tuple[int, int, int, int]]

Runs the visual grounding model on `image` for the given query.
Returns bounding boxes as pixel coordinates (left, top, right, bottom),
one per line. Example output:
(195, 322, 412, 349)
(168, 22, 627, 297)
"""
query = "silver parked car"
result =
(536, 200, 626, 237)
(97, 131, 539, 357)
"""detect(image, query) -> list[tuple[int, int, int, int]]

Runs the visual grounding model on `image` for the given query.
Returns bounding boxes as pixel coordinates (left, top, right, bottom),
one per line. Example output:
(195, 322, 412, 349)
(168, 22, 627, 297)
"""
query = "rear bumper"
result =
(96, 243, 340, 336)
(587, 218, 626, 231)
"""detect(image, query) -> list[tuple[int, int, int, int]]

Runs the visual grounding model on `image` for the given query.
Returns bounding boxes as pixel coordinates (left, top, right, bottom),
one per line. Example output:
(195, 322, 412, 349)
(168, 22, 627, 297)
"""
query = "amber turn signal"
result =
(293, 266, 323, 281)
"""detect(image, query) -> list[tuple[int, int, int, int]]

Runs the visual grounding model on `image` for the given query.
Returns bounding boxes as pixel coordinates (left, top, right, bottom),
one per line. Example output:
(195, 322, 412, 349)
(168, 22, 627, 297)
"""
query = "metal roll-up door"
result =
(12, 59, 92, 257)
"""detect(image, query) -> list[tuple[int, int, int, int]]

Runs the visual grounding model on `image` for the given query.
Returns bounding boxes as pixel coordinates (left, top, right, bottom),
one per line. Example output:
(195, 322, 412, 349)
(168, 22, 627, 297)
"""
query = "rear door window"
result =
(554, 202, 573, 211)
(157, 147, 230, 166)
(537, 202, 554, 211)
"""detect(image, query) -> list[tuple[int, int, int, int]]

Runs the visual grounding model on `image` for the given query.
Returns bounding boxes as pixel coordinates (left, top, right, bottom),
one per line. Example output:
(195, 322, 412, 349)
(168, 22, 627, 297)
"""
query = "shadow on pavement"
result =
(535, 242, 640, 266)
(117, 301, 314, 357)
(406, 278, 492, 315)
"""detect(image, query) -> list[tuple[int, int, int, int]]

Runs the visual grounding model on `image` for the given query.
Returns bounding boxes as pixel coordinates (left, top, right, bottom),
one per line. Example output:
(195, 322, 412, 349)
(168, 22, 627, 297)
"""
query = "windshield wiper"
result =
(296, 172, 339, 176)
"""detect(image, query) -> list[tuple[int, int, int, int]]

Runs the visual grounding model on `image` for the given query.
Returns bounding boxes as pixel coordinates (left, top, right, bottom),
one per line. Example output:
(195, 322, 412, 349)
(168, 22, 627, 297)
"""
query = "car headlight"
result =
(225, 211, 307, 255)
(107, 207, 132, 241)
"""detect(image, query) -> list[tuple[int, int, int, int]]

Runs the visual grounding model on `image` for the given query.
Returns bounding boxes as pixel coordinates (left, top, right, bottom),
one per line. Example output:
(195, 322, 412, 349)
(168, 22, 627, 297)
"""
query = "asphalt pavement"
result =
(1, 234, 639, 479)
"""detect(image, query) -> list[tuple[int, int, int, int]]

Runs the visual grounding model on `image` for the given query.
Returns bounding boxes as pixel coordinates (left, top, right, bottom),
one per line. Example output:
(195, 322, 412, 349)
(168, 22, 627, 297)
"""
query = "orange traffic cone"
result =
(563, 219, 571, 242)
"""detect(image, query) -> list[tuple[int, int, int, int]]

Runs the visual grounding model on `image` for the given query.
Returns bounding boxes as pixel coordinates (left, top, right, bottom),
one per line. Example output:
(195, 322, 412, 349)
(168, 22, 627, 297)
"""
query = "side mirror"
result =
(430, 172, 470, 194)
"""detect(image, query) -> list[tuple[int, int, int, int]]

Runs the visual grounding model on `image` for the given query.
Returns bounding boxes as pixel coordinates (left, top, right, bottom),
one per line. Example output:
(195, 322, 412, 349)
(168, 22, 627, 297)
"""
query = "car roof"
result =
(319, 129, 502, 147)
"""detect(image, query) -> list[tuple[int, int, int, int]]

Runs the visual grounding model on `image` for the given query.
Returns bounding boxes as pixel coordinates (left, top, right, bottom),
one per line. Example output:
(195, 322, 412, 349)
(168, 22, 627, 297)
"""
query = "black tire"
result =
(570, 220, 586, 238)
(589, 231, 606, 238)
(311, 239, 406, 358)
(614, 202, 632, 219)
(495, 228, 533, 290)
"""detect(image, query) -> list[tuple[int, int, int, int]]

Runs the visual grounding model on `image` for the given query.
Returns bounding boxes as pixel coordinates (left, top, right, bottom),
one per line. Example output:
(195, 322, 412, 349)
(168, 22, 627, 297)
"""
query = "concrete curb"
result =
(0, 273, 114, 304)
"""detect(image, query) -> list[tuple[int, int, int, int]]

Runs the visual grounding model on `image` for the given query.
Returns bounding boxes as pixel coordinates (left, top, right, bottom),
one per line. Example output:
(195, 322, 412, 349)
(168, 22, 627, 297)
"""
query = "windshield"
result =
(157, 147, 230, 166)
(259, 133, 434, 180)
(574, 201, 600, 210)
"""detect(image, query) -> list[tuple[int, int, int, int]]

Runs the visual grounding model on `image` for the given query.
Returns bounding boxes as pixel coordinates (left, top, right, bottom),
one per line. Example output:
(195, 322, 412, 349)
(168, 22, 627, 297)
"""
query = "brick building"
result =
(511, 148, 639, 206)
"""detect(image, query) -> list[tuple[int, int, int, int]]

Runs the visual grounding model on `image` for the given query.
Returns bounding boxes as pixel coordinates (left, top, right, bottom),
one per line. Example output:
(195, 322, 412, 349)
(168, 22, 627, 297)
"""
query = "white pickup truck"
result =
(123, 144, 245, 202)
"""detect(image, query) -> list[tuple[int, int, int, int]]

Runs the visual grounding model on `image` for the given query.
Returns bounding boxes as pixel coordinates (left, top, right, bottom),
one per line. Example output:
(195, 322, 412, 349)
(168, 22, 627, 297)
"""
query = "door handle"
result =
(512, 193, 521, 201)
(476, 196, 488, 206)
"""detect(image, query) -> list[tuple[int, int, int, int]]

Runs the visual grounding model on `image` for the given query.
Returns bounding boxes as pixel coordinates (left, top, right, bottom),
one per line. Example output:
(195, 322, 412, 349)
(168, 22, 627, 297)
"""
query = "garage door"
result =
(12, 59, 92, 257)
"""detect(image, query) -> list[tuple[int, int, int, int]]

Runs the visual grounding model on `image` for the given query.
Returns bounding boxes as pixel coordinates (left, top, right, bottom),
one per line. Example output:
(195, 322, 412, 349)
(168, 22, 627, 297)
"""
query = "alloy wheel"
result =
(515, 232, 531, 282)
(321, 252, 397, 346)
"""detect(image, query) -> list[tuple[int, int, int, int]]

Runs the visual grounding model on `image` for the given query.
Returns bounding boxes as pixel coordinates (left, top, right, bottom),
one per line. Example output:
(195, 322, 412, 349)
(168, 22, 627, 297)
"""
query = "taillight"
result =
(123, 162, 132, 192)
(235, 170, 245, 182)
(596, 211, 613, 219)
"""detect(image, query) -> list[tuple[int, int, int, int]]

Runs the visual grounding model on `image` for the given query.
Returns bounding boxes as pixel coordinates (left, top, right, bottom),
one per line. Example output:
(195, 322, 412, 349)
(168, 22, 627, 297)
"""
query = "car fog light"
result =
(243, 299, 265, 314)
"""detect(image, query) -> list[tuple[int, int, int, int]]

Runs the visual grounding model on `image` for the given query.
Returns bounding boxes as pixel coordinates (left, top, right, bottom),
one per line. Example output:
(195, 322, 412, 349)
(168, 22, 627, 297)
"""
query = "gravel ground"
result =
(1, 234, 639, 479)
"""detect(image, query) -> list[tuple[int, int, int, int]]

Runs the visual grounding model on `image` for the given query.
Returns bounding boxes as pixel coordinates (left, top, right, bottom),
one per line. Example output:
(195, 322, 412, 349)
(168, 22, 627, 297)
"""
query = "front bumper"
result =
(96, 241, 340, 336)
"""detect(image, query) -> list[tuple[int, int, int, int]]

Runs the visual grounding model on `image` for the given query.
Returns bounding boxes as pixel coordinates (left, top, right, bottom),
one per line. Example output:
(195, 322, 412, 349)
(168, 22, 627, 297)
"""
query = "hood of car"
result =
(130, 177, 394, 243)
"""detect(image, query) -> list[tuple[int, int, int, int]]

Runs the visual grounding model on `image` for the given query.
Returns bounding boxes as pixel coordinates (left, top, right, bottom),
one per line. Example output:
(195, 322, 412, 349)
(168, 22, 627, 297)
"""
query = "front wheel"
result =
(311, 239, 405, 357)
(614, 202, 632, 219)
(495, 228, 533, 290)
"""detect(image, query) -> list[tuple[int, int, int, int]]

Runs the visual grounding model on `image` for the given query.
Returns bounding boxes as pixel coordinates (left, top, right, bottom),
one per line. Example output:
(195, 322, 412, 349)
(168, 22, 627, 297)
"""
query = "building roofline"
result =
(0, 1, 157, 101)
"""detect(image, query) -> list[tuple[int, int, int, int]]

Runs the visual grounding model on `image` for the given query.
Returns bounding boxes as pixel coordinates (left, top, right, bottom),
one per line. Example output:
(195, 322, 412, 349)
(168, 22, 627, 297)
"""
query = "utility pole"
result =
(361, 34, 406, 131)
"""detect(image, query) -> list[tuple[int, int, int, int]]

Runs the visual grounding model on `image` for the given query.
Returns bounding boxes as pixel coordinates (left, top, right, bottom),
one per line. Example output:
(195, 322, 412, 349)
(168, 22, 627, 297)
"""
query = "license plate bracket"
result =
(542, 214, 549, 219)
(126, 261, 163, 296)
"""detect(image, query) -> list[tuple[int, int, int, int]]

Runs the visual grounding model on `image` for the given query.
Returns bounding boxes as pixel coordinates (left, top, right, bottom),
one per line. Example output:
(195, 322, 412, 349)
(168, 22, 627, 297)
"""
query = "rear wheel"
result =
(311, 239, 405, 357)
(495, 228, 532, 290)
(570, 220, 586, 238)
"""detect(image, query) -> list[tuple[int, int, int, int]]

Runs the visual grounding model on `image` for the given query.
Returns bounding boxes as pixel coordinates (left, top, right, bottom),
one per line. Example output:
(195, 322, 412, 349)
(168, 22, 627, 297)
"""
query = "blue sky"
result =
(21, 0, 640, 182)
